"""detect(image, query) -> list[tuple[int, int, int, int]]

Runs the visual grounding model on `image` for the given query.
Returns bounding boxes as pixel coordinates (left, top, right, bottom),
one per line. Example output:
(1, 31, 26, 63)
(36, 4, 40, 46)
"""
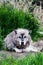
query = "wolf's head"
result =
(14, 29, 32, 49)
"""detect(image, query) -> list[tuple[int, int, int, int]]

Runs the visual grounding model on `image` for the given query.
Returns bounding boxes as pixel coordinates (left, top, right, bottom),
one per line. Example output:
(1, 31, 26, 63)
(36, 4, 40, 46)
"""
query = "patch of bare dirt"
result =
(0, 50, 29, 59)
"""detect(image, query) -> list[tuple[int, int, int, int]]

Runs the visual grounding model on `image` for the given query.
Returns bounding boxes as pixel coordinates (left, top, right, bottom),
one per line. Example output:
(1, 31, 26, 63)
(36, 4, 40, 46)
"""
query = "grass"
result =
(39, 27, 43, 32)
(0, 52, 43, 65)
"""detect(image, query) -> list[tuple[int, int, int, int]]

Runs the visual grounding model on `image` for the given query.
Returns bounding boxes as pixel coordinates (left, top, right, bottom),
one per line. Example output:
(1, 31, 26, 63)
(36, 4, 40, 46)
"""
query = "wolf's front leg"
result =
(23, 45, 38, 52)
(13, 48, 22, 52)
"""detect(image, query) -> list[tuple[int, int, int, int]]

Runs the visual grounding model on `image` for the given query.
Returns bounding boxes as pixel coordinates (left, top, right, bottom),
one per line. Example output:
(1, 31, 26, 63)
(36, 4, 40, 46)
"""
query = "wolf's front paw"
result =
(23, 45, 38, 52)
(13, 48, 22, 52)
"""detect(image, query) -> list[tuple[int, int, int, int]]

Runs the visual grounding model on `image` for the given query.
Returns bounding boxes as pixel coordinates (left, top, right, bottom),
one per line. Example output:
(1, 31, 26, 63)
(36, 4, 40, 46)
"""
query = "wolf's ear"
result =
(14, 30, 17, 34)
(29, 30, 32, 34)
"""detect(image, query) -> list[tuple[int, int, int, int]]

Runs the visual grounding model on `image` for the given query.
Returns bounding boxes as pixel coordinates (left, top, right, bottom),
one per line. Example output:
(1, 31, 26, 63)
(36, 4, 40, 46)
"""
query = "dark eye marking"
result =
(19, 36, 21, 38)
(24, 36, 26, 38)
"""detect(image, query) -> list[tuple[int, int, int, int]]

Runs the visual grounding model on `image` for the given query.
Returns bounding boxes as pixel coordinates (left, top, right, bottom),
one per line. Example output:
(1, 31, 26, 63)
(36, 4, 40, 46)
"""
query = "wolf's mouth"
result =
(16, 45, 25, 49)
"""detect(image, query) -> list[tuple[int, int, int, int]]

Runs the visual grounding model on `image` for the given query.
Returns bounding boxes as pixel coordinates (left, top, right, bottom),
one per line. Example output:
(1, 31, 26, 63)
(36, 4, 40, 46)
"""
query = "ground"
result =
(0, 50, 29, 59)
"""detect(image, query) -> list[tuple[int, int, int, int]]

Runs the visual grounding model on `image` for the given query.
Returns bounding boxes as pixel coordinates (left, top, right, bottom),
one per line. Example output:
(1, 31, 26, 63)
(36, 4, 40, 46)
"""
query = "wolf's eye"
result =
(19, 36, 21, 38)
(24, 36, 26, 38)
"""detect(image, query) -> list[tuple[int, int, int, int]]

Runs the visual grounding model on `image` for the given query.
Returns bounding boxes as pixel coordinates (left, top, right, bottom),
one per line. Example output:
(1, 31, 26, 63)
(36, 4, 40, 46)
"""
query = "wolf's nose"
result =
(21, 42, 24, 45)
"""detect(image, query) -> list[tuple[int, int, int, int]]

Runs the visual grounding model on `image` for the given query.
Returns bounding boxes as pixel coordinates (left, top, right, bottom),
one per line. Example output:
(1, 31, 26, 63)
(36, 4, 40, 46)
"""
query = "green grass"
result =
(39, 27, 43, 32)
(0, 52, 43, 65)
